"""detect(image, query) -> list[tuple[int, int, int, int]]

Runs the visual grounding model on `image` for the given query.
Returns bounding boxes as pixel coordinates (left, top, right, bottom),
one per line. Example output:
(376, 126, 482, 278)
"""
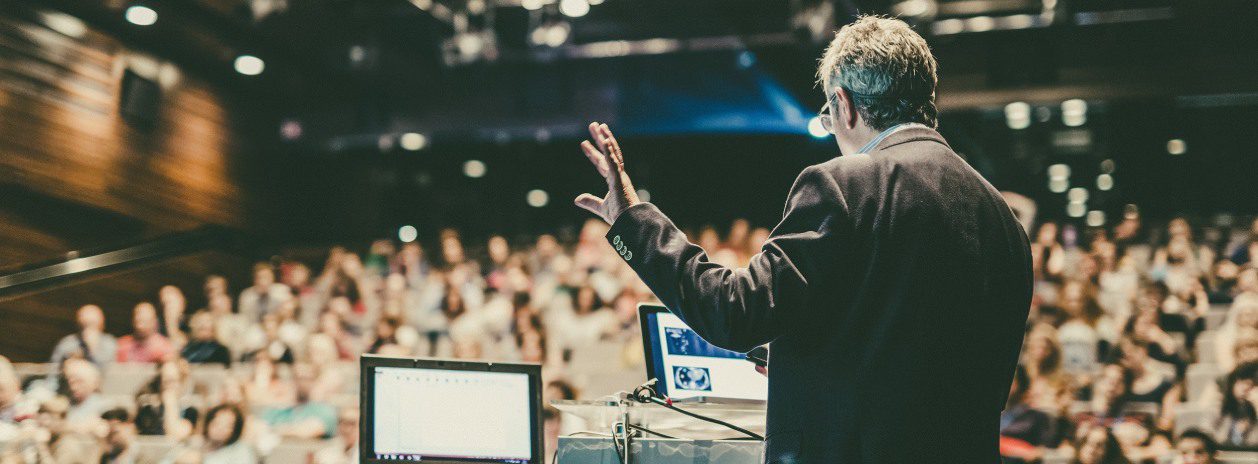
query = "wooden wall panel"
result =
(0, 6, 265, 360)
(0, 10, 250, 236)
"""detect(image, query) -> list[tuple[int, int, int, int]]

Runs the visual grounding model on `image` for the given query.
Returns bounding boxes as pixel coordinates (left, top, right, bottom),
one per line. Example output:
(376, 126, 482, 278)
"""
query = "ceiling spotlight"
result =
(125, 5, 158, 26)
(1067, 201, 1086, 218)
(463, 160, 487, 178)
(1167, 138, 1186, 155)
(1005, 102, 1031, 130)
(1061, 99, 1087, 127)
(543, 22, 571, 47)
(522, 0, 545, 10)
(1048, 177, 1068, 193)
(1067, 187, 1089, 203)
(1086, 210, 1106, 227)
(398, 225, 418, 243)
(1096, 174, 1114, 191)
(234, 55, 265, 76)
(636, 189, 651, 202)
(527, 189, 550, 208)
(559, 0, 590, 17)
(400, 133, 428, 151)
(1047, 163, 1070, 180)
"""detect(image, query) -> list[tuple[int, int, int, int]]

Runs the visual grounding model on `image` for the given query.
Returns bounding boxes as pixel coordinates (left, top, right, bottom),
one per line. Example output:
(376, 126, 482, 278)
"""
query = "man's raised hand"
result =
(574, 122, 640, 224)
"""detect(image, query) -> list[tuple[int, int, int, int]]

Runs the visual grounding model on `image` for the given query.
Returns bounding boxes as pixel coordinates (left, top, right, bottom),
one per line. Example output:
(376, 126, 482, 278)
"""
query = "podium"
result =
(552, 399, 766, 464)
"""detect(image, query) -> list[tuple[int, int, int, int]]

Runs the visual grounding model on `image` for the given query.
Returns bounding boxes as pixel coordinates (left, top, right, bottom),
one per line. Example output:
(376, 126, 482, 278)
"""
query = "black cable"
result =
(630, 380, 765, 441)
(628, 423, 677, 439)
(611, 422, 626, 464)
(649, 398, 764, 441)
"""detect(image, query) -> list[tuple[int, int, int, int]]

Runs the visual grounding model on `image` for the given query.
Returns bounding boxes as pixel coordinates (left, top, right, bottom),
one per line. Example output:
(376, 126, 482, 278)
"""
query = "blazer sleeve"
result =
(605, 165, 846, 352)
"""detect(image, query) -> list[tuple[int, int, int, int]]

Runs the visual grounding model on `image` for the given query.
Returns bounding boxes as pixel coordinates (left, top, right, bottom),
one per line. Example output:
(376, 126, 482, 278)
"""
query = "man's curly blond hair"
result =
(817, 16, 939, 130)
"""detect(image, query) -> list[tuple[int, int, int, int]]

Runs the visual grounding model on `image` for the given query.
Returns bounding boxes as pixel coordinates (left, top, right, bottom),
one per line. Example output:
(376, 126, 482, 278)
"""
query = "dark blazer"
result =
(606, 126, 1033, 463)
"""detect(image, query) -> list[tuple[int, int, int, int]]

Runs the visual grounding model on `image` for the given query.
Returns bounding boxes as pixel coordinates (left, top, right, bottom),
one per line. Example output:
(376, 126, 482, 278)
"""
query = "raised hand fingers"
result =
(574, 193, 605, 218)
(599, 124, 624, 166)
(586, 121, 611, 155)
(580, 140, 610, 178)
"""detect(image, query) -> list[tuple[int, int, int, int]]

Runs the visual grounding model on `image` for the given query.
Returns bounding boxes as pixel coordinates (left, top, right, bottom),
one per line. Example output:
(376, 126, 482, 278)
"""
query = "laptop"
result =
(638, 304, 768, 403)
(360, 355, 544, 464)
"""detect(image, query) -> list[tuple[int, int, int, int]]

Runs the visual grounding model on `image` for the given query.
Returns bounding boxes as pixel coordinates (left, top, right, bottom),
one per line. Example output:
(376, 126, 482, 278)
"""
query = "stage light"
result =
(463, 160, 487, 178)
(1167, 138, 1186, 155)
(125, 5, 158, 26)
(637, 189, 651, 202)
(543, 22, 571, 47)
(893, 0, 931, 17)
(588, 0, 604, 4)
(280, 120, 303, 141)
(1086, 210, 1106, 227)
(234, 55, 265, 75)
(1067, 187, 1089, 203)
(398, 225, 418, 243)
(1067, 201, 1086, 218)
(1061, 99, 1087, 127)
(1099, 159, 1115, 174)
(1047, 163, 1070, 180)
(1048, 177, 1068, 193)
(807, 117, 829, 138)
(527, 189, 549, 208)
(1097, 174, 1114, 191)
(41, 12, 87, 38)
(932, 19, 964, 35)
(559, 0, 590, 17)
(966, 16, 995, 32)
(378, 135, 395, 152)
(522, 0, 544, 10)
(1004, 102, 1031, 130)
(400, 133, 428, 151)
(738, 51, 756, 69)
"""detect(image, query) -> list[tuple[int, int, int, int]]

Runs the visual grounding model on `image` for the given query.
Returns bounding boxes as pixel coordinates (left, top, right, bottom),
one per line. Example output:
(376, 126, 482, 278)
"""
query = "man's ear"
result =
(834, 87, 859, 130)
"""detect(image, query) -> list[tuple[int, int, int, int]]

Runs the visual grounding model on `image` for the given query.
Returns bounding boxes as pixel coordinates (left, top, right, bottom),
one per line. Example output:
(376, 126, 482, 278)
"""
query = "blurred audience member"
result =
(117, 302, 173, 363)
(315, 408, 359, 464)
(239, 262, 293, 322)
(260, 364, 336, 439)
(50, 304, 118, 369)
(62, 358, 108, 424)
(181, 311, 231, 365)
(1175, 429, 1217, 464)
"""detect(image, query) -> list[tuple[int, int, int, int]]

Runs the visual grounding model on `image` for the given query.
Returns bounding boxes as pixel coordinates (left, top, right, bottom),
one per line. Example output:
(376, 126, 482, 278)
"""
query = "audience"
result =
(50, 304, 118, 369)
(1176, 429, 1218, 464)
(180, 312, 231, 366)
(1, 212, 1255, 463)
(117, 303, 173, 363)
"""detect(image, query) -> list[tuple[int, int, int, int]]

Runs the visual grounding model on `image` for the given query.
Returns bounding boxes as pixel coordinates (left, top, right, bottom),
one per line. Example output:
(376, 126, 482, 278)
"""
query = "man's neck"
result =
(838, 123, 881, 156)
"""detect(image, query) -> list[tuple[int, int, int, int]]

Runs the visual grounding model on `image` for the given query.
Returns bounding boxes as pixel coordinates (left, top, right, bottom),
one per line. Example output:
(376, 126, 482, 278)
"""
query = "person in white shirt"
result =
(238, 262, 293, 322)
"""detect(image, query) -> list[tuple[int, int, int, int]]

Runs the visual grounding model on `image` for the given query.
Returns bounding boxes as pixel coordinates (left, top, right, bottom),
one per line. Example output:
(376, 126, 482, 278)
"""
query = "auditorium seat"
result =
(1173, 404, 1219, 436)
(265, 439, 329, 464)
(132, 435, 178, 462)
(1197, 331, 1219, 365)
(101, 363, 156, 396)
(1186, 363, 1222, 402)
(1219, 451, 1258, 464)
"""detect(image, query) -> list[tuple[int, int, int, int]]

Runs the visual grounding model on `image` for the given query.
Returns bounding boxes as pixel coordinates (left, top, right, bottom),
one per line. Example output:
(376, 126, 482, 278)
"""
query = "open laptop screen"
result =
(639, 305, 768, 401)
(361, 356, 543, 463)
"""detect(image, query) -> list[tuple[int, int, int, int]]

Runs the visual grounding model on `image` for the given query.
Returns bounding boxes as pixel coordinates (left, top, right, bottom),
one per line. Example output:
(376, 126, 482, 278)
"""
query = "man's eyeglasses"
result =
(818, 101, 835, 135)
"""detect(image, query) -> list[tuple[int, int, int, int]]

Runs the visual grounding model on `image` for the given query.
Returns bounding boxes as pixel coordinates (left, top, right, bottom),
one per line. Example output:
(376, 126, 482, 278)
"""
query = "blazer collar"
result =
(875, 125, 950, 152)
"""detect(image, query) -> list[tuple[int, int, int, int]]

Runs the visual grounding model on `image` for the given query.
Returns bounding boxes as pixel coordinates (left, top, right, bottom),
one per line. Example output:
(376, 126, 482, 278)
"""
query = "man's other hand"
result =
(575, 122, 640, 224)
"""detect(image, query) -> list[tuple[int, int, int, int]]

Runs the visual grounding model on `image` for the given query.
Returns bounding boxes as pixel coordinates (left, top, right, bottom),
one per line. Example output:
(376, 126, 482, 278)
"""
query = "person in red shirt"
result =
(116, 302, 173, 363)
